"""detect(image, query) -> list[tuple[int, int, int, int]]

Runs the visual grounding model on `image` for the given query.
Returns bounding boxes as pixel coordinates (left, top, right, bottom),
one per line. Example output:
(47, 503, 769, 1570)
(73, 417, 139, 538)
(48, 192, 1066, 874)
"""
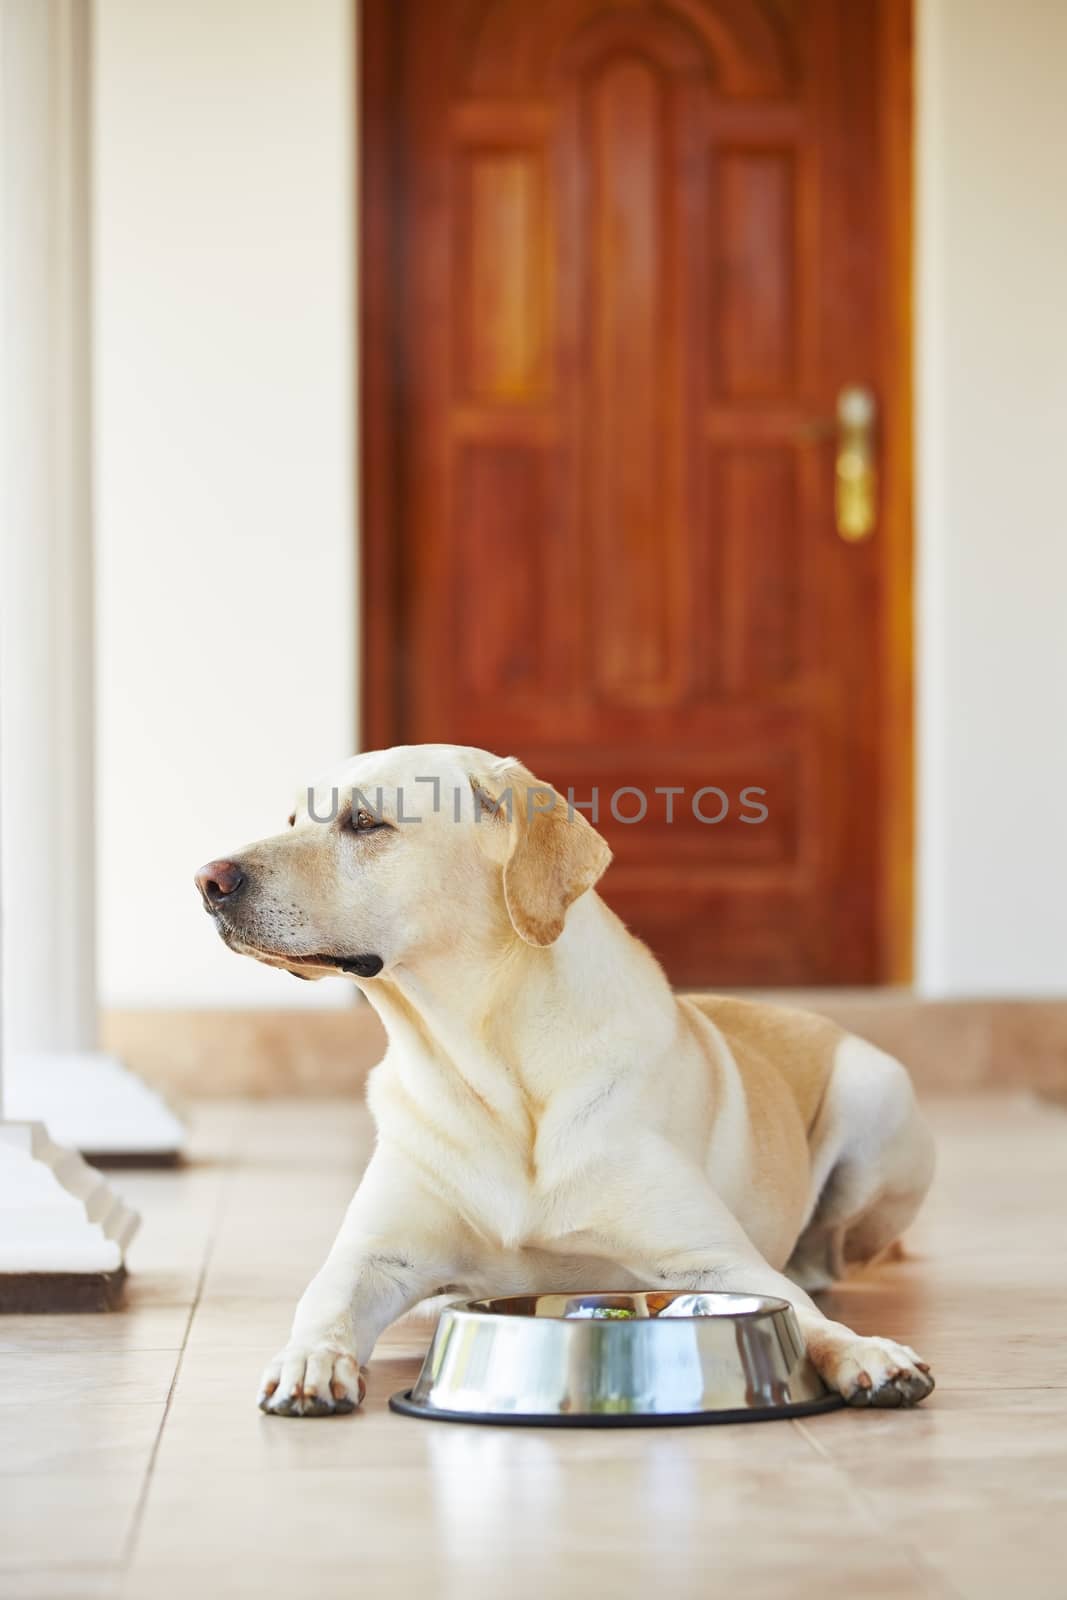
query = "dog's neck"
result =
(359, 889, 678, 1122)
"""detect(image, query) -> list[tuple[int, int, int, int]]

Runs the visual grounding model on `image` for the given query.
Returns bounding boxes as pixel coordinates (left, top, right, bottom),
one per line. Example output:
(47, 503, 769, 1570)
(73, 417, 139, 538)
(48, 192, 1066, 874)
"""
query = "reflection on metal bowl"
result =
(389, 1290, 843, 1427)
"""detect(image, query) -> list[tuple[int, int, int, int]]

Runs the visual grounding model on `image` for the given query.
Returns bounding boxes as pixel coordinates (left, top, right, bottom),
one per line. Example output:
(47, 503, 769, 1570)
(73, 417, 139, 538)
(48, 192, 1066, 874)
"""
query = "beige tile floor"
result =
(2, 1093, 1065, 1599)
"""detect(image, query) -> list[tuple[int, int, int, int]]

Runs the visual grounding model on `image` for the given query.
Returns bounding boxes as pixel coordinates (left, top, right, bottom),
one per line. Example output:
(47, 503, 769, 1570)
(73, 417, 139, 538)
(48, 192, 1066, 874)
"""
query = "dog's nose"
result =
(195, 859, 244, 907)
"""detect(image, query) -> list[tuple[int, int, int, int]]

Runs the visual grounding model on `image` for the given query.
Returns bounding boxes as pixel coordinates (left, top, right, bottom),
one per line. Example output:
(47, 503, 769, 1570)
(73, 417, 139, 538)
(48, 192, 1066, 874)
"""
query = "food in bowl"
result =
(565, 1305, 636, 1320)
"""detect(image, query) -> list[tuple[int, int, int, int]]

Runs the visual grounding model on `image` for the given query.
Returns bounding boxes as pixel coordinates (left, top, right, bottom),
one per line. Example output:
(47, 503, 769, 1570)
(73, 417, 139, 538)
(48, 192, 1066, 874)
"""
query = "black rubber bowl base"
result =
(388, 1388, 844, 1428)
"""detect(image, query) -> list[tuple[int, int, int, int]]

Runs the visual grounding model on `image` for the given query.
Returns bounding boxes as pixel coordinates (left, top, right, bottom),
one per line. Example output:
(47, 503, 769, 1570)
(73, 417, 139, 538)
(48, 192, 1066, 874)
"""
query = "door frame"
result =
(357, 0, 915, 984)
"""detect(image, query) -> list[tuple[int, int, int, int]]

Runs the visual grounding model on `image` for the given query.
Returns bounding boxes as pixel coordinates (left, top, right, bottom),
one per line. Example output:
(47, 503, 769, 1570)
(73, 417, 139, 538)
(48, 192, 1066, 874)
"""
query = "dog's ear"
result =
(473, 761, 612, 947)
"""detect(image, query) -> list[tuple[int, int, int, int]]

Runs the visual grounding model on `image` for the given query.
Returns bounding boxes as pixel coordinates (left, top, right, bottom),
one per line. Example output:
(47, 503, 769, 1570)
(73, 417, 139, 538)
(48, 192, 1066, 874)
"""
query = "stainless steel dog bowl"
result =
(389, 1291, 842, 1426)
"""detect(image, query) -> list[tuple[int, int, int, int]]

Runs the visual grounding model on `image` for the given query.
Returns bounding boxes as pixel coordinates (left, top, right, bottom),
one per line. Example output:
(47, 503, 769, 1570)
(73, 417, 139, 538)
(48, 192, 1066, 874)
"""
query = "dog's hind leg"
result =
(786, 1034, 935, 1293)
(589, 1143, 935, 1408)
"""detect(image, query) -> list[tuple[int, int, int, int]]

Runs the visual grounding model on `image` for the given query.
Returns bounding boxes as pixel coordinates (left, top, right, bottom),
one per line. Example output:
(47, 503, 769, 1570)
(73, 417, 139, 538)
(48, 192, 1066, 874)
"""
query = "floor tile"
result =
(0, 1476, 143, 1567)
(0, 1306, 189, 1355)
(0, 1404, 164, 1476)
(4, 1090, 1065, 1597)
(0, 1350, 179, 1408)
(0, 1569, 121, 1600)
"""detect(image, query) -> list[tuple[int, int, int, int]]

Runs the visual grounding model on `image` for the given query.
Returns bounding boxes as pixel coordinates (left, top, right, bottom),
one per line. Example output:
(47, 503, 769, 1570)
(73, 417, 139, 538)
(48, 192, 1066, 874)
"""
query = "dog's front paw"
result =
(257, 1345, 365, 1417)
(811, 1334, 934, 1409)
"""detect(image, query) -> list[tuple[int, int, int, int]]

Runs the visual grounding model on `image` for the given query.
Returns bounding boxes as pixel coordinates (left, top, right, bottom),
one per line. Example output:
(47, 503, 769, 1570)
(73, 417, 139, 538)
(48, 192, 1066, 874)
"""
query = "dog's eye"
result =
(287, 812, 296, 829)
(352, 808, 386, 833)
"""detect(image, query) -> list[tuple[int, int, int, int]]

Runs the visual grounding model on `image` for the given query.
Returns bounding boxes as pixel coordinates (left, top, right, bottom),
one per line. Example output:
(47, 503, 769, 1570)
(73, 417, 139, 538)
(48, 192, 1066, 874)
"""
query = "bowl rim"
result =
(455, 1289, 795, 1323)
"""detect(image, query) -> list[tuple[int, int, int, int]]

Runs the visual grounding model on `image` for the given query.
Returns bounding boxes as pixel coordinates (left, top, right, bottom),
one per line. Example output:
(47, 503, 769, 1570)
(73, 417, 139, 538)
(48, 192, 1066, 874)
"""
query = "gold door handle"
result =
(835, 385, 877, 542)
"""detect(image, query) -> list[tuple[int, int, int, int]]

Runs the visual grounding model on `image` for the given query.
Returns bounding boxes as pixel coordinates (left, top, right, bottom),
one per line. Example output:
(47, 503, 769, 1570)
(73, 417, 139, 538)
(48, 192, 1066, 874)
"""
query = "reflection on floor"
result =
(2, 1093, 1065, 1598)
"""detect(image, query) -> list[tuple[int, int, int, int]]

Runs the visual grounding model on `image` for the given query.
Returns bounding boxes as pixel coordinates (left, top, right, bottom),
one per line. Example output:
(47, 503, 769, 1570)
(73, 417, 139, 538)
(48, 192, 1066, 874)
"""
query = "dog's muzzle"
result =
(193, 860, 384, 978)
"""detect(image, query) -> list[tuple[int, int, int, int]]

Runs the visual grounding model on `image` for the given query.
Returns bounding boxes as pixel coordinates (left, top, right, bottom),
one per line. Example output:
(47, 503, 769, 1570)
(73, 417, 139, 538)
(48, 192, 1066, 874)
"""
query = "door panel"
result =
(362, 0, 910, 985)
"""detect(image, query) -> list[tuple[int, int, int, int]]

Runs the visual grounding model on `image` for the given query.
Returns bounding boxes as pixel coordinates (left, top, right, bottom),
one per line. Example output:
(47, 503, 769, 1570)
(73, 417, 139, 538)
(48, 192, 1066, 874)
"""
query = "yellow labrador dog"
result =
(196, 744, 935, 1417)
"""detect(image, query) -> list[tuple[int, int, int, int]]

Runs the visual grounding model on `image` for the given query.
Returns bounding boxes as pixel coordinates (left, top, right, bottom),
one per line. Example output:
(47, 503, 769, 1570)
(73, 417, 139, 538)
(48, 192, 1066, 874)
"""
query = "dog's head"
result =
(194, 745, 612, 981)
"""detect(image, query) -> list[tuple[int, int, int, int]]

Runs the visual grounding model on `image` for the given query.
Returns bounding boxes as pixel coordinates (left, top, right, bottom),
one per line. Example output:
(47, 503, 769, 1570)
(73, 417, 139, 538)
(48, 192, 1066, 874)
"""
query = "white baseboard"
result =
(0, 1121, 140, 1283)
(5, 1051, 186, 1159)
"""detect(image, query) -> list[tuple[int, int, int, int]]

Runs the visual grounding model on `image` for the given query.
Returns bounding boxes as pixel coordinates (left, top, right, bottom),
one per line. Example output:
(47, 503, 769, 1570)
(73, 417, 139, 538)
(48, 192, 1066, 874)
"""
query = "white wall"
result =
(916, 0, 1067, 994)
(93, 0, 356, 1007)
(2, 0, 98, 1054)
(92, 0, 1067, 1005)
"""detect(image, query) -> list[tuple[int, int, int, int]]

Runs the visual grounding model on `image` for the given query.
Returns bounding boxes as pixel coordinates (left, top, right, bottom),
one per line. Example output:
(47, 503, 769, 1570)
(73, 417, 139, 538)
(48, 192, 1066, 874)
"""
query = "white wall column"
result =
(0, 0, 141, 1292)
(0, 0, 181, 1158)
(1, 728, 138, 1306)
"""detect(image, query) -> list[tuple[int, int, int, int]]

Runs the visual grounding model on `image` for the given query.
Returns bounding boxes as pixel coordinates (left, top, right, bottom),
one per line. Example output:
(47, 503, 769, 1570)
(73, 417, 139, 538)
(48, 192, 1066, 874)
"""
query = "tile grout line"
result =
(119, 1110, 244, 1575)
(792, 1417, 965, 1600)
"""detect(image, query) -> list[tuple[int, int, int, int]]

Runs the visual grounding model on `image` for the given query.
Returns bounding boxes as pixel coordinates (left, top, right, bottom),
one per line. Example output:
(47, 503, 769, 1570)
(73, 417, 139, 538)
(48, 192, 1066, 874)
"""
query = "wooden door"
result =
(361, 0, 912, 986)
